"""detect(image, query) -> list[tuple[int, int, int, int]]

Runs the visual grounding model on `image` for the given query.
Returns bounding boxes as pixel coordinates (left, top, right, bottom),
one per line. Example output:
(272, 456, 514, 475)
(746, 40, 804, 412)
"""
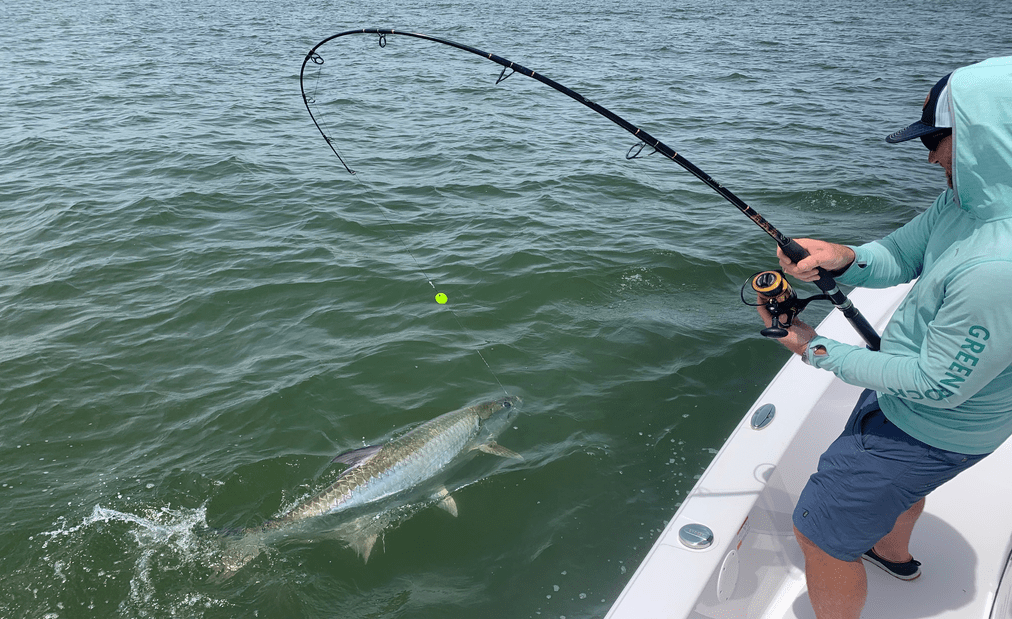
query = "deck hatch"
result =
(750, 403, 776, 430)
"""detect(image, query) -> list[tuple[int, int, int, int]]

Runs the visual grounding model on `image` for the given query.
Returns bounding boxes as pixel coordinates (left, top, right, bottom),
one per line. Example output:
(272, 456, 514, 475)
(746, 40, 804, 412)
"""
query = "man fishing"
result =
(757, 56, 1012, 619)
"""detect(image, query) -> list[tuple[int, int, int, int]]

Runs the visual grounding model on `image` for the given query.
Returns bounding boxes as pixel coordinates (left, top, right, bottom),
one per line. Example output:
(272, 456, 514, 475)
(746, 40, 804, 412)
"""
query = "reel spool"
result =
(741, 270, 829, 339)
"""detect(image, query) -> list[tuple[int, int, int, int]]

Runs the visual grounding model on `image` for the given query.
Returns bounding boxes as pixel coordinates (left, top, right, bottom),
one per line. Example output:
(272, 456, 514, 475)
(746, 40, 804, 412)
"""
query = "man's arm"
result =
(764, 260, 1012, 408)
(779, 192, 951, 291)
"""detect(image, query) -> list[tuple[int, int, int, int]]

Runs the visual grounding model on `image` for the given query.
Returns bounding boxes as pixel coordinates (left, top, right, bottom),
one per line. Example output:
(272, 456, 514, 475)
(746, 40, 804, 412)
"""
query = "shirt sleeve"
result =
(809, 259, 1012, 408)
(835, 192, 950, 289)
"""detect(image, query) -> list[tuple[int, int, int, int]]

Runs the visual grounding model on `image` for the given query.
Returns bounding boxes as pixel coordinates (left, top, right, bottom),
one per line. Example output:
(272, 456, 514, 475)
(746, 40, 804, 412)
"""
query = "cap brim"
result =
(886, 121, 939, 143)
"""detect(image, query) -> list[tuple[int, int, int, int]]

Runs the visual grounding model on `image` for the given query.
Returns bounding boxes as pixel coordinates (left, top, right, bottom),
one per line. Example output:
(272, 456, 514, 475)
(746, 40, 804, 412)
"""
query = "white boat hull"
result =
(607, 282, 1012, 619)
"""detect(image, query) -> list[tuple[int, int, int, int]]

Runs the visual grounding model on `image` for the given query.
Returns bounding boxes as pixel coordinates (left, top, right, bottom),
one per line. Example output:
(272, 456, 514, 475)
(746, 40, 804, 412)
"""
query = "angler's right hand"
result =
(777, 238, 856, 282)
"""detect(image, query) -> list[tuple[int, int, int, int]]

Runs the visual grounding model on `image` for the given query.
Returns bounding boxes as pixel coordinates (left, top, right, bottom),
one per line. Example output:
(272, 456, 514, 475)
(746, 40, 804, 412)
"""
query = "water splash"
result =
(27, 504, 233, 618)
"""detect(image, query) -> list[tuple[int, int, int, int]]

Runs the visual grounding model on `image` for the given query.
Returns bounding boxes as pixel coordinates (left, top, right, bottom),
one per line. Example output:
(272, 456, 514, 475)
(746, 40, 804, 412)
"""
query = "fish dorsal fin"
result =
(474, 441, 523, 460)
(332, 445, 383, 471)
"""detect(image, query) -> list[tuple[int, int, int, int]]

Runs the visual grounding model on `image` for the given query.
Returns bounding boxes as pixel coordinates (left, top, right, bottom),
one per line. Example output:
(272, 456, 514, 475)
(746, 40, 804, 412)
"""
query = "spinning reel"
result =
(741, 270, 830, 339)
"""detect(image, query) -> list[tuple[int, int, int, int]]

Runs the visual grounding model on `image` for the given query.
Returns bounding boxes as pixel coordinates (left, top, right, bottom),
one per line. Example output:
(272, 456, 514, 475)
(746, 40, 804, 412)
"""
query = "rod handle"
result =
(780, 239, 882, 351)
(780, 239, 839, 293)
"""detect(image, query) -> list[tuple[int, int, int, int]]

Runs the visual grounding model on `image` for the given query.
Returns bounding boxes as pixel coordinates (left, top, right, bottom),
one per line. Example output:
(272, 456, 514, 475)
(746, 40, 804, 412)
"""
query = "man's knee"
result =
(795, 525, 863, 568)
(795, 525, 827, 558)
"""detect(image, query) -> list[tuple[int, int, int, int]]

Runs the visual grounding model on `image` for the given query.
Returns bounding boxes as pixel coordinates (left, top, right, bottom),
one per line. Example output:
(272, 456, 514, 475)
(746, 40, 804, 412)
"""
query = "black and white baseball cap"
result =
(885, 73, 954, 143)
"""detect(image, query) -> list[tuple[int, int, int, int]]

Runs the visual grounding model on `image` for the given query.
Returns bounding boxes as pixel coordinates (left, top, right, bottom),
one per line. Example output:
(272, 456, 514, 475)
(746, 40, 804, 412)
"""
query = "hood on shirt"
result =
(951, 56, 1012, 222)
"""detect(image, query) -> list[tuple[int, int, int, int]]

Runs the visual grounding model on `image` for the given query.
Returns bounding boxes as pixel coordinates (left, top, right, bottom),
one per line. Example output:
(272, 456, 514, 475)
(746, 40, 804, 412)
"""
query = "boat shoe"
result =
(862, 548, 922, 580)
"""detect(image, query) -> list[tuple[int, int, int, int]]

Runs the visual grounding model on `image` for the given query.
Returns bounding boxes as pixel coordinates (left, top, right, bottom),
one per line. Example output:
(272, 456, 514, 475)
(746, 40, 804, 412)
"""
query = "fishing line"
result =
(299, 28, 881, 350)
(356, 193, 511, 398)
(304, 53, 510, 395)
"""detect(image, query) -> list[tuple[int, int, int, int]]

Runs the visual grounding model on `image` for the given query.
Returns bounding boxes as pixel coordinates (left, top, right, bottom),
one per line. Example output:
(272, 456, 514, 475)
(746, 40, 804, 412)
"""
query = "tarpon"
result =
(214, 395, 522, 577)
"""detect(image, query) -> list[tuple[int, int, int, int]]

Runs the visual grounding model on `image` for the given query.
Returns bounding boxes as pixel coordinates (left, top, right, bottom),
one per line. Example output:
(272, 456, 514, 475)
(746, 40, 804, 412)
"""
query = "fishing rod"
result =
(299, 28, 881, 351)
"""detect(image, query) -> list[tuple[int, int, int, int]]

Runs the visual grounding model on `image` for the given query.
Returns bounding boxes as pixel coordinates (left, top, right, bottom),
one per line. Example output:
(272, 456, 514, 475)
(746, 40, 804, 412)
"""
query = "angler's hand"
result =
(777, 238, 855, 282)
(756, 298, 819, 357)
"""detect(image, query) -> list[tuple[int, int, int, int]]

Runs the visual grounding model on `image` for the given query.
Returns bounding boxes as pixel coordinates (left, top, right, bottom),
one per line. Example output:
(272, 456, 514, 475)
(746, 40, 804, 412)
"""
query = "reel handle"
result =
(760, 324, 790, 339)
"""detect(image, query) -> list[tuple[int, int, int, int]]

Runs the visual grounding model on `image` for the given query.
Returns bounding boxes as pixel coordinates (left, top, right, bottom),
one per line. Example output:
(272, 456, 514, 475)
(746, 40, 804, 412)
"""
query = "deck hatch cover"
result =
(678, 523, 714, 549)
(751, 404, 776, 430)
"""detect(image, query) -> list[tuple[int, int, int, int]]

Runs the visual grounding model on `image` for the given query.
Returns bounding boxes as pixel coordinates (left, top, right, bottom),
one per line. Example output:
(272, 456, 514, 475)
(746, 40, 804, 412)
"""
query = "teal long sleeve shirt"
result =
(807, 57, 1012, 455)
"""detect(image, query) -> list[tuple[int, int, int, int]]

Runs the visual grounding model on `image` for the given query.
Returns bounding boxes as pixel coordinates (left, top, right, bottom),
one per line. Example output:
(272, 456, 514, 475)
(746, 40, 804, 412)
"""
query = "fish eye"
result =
(503, 401, 512, 408)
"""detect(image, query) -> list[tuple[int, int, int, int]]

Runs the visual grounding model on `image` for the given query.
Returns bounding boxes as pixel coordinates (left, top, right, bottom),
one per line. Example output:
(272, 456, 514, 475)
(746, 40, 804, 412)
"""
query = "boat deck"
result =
(606, 283, 1012, 619)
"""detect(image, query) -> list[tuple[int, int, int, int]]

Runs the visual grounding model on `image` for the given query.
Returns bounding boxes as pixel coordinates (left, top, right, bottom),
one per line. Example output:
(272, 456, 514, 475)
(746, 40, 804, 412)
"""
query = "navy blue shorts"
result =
(793, 389, 988, 561)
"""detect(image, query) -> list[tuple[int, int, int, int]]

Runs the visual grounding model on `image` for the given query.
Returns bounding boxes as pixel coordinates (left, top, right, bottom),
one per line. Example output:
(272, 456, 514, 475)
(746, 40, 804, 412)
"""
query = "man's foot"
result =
(862, 547, 921, 580)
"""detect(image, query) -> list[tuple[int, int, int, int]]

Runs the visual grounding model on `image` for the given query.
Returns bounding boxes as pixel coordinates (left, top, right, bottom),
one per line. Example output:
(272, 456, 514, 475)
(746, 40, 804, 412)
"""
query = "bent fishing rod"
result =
(299, 28, 881, 351)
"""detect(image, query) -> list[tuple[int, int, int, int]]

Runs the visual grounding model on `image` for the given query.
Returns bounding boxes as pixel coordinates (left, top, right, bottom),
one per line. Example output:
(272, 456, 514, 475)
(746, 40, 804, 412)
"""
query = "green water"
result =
(2, 0, 1010, 617)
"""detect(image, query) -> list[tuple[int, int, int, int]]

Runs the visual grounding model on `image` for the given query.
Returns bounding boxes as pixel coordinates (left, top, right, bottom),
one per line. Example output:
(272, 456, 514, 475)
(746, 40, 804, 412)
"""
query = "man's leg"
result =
(873, 497, 926, 562)
(795, 526, 867, 619)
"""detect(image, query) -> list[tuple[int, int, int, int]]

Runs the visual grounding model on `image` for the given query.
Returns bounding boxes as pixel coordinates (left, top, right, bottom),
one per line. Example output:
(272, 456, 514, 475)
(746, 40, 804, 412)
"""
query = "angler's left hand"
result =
(755, 297, 818, 356)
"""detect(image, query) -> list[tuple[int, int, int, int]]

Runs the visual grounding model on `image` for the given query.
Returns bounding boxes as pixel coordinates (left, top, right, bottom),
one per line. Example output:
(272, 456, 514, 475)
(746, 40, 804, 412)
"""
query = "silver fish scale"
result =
(273, 408, 483, 525)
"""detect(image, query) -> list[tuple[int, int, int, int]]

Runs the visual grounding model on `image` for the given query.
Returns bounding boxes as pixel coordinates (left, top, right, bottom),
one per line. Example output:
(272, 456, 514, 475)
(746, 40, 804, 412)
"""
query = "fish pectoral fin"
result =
(332, 445, 383, 470)
(434, 487, 458, 517)
(475, 441, 523, 460)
